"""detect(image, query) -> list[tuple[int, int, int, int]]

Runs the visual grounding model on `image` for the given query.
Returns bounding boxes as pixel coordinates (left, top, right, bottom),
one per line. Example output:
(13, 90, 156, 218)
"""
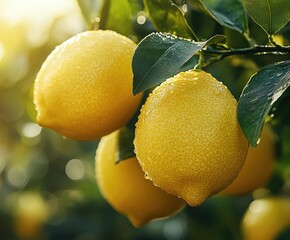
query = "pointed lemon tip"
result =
(180, 189, 211, 207)
(127, 215, 147, 228)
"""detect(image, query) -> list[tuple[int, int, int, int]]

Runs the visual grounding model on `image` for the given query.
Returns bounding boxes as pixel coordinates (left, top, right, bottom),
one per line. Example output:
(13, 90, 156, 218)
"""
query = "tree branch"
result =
(203, 45, 290, 59)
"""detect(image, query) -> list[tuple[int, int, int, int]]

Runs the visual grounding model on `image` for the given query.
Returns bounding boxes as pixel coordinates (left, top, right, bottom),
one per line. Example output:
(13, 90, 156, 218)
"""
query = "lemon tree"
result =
(34, 30, 142, 141)
(95, 130, 185, 227)
(22, 0, 290, 238)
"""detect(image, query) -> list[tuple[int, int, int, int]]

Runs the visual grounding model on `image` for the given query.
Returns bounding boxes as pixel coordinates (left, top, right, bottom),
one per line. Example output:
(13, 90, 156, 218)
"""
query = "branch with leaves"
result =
(77, 0, 290, 160)
(131, 0, 290, 148)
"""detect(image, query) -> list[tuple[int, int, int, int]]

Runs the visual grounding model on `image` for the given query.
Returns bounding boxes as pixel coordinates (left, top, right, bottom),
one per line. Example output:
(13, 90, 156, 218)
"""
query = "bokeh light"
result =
(65, 159, 86, 181)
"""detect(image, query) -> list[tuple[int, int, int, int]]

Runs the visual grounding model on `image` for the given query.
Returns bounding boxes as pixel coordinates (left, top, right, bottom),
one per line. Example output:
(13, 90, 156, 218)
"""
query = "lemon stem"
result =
(99, 0, 111, 30)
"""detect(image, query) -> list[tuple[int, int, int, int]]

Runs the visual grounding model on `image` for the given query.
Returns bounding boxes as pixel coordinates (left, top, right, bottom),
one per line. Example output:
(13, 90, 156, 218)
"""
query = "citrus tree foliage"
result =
(78, 0, 290, 160)
(132, 0, 290, 148)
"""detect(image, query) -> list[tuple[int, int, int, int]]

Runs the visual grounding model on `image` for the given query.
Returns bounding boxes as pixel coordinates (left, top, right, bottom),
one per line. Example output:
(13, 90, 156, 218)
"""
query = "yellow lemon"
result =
(95, 130, 186, 227)
(242, 197, 290, 240)
(34, 30, 142, 141)
(134, 70, 249, 206)
(14, 192, 49, 238)
(222, 125, 276, 195)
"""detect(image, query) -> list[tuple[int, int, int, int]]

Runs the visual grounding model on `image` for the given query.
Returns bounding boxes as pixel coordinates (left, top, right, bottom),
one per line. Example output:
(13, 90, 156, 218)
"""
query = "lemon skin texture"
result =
(95, 131, 186, 227)
(134, 70, 249, 207)
(34, 30, 142, 141)
(222, 125, 276, 195)
(242, 197, 290, 240)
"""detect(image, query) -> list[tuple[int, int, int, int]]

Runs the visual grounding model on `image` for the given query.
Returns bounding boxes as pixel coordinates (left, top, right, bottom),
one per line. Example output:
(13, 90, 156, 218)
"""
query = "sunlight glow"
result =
(0, 0, 84, 47)
(0, 42, 5, 61)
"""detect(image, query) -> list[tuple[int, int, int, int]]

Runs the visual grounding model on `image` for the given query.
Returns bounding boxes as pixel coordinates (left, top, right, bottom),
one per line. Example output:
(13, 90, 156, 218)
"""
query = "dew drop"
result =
(270, 87, 287, 105)
(152, 182, 159, 187)
(250, 98, 257, 104)
(144, 173, 150, 180)
(213, 88, 222, 96)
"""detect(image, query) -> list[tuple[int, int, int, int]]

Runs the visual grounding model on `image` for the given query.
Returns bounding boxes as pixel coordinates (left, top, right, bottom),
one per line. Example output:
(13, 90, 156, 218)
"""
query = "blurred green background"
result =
(0, 0, 290, 239)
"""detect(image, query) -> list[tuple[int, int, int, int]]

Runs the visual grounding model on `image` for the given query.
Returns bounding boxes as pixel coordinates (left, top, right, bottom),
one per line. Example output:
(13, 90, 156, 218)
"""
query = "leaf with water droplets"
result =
(116, 127, 135, 164)
(238, 60, 290, 147)
(132, 32, 226, 94)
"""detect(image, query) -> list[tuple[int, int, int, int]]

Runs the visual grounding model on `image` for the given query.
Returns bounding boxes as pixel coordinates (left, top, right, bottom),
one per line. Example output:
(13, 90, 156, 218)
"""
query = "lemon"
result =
(222, 125, 276, 195)
(242, 197, 290, 240)
(95, 130, 185, 227)
(34, 30, 142, 141)
(134, 70, 249, 206)
(14, 192, 49, 238)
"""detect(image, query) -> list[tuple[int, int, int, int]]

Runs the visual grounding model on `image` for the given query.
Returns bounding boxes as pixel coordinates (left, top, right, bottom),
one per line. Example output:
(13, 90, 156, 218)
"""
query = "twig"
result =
(203, 45, 290, 60)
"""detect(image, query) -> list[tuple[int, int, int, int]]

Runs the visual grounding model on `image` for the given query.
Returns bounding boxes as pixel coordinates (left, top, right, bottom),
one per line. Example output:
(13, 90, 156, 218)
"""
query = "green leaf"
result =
(77, 0, 103, 29)
(116, 127, 135, 163)
(144, 0, 197, 40)
(238, 60, 290, 147)
(104, 0, 133, 35)
(198, 0, 248, 33)
(243, 0, 290, 35)
(133, 33, 225, 94)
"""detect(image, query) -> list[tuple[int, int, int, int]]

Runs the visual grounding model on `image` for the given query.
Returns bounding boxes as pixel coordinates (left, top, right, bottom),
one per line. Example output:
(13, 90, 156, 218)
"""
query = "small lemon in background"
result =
(14, 192, 49, 239)
(222, 125, 276, 195)
(242, 197, 290, 240)
(95, 130, 186, 227)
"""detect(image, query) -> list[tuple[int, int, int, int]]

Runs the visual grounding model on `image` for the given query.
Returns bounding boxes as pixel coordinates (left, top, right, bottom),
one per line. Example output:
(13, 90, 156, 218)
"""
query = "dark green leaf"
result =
(198, 0, 248, 33)
(144, 0, 197, 40)
(204, 34, 227, 45)
(133, 33, 225, 94)
(277, 227, 290, 240)
(238, 60, 290, 147)
(178, 56, 199, 73)
(243, 0, 290, 35)
(116, 127, 135, 163)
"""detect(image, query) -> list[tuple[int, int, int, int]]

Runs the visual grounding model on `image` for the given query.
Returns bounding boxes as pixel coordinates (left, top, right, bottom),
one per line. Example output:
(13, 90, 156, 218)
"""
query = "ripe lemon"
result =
(134, 70, 249, 206)
(14, 192, 49, 238)
(95, 130, 186, 227)
(222, 125, 276, 195)
(34, 30, 142, 141)
(242, 197, 290, 240)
